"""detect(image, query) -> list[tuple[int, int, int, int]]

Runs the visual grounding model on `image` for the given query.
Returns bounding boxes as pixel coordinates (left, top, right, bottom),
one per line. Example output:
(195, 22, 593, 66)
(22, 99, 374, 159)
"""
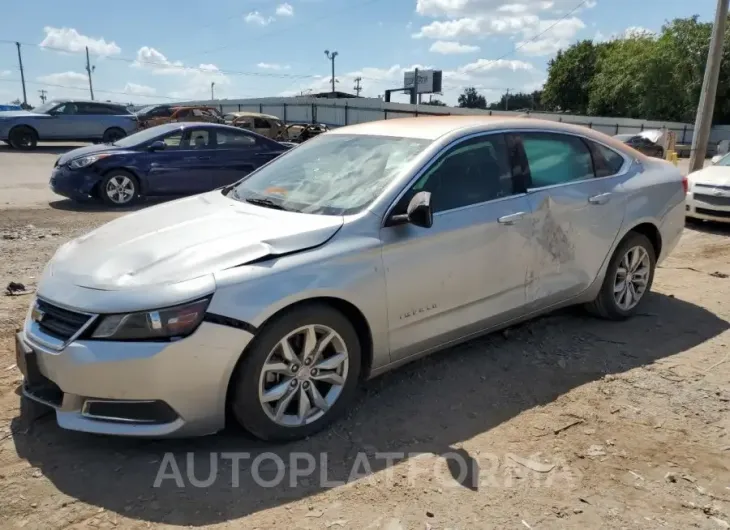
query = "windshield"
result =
(32, 100, 63, 114)
(228, 134, 431, 215)
(716, 153, 730, 166)
(136, 105, 158, 116)
(112, 126, 178, 148)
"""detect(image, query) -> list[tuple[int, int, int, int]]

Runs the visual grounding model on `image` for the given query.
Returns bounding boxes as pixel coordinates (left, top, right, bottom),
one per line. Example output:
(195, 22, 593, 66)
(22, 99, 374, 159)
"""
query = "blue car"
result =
(50, 123, 291, 206)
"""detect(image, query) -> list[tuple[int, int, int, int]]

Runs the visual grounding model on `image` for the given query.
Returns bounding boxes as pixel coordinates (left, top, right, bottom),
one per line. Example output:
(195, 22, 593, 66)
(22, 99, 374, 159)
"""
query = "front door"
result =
(145, 128, 215, 195)
(516, 132, 626, 309)
(381, 133, 534, 361)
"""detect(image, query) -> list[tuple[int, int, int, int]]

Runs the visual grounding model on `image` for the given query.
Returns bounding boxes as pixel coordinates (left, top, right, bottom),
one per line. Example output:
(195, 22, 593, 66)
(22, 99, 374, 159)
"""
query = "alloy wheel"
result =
(614, 245, 650, 311)
(105, 176, 135, 205)
(258, 324, 349, 427)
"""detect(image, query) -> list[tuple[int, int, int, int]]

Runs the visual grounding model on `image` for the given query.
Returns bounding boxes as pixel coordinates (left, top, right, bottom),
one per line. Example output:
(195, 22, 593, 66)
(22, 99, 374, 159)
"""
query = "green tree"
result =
(488, 91, 542, 111)
(423, 98, 447, 106)
(457, 87, 487, 109)
(542, 40, 601, 114)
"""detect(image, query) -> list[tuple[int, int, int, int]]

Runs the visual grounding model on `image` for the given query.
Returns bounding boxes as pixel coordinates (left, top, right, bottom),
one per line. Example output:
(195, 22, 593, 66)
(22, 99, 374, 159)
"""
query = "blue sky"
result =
(0, 0, 718, 106)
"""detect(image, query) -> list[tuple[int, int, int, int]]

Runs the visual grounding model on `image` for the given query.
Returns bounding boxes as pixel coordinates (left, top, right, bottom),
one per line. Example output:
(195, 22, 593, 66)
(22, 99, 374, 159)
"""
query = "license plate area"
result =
(16, 333, 63, 407)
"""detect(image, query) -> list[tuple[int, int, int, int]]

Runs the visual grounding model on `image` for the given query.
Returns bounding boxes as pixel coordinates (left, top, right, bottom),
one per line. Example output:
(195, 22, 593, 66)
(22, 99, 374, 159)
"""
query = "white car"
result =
(686, 153, 730, 222)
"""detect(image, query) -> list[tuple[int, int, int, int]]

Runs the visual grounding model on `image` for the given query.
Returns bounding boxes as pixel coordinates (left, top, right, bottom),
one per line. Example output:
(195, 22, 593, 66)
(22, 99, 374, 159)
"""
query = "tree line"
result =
(447, 15, 729, 124)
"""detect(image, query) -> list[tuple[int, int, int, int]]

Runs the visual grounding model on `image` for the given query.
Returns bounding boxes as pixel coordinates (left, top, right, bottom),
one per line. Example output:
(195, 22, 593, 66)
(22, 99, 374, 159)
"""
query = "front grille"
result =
(695, 183, 730, 191)
(694, 193, 730, 207)
(35, 299, 92, 341)
(82, 400, 179, 424)
(695, 207, 730, 218)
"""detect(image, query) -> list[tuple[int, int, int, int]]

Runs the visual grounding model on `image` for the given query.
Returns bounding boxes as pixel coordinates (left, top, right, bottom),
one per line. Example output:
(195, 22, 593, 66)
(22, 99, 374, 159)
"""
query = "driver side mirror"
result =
(388, 191, 433, 229)
(148, 140, 166, 152)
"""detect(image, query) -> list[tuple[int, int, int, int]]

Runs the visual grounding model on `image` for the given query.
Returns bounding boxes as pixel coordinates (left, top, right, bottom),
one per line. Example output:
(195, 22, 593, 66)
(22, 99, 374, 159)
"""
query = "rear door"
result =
(515, 131, 627, 309)
(145, 128, 215, 195)
(210, 128, 284, 187)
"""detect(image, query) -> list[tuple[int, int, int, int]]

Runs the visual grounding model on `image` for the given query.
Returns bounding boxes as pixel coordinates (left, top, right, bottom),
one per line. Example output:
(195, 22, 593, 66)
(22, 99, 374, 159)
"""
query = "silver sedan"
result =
(16, 116, 686, 440)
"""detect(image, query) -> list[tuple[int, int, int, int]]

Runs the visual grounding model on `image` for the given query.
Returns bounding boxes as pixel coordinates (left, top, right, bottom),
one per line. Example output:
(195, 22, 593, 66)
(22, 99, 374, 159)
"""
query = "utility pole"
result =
(211, 82, 215, 100)
(15, 42, 27, 108)
(38, 89, 47, 104)
(505, 89, 510, 111)
(353, 77, 362, 97)
(324, 50, 338, 95)
(85, 46, 95, 100)
(689, 0, 730, 172)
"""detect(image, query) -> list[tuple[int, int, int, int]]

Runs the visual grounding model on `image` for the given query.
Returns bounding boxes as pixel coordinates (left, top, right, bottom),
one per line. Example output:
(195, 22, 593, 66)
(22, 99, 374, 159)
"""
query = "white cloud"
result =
(430, 40, 480, 54)
(132, 46, 230, 100)
(0, 70, 11, 77)
(245, 11, 275, 26)
(516, 16, 586, 56)
(37, 71, 88, 87)
(257, 62, 290, 70)
(123, 83, 156, 97)
(276, 3, 294, 16)
(40, 27, 121, 56)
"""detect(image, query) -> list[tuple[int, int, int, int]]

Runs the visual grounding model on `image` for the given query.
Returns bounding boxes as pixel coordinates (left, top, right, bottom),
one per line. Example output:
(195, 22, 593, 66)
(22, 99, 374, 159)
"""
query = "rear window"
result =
(589, 141, 625, 177)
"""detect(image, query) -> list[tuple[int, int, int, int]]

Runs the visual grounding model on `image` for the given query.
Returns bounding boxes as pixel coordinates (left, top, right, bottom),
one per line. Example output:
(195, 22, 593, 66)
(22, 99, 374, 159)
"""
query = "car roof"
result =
(54, 99, 126, 105)
(328, 115, 641, 153)
(226, 111, 280, 119)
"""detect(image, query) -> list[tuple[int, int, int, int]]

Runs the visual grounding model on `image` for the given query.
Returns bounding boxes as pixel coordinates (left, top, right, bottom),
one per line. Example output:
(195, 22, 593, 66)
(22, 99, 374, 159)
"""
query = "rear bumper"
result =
(18, 318, 254, 438)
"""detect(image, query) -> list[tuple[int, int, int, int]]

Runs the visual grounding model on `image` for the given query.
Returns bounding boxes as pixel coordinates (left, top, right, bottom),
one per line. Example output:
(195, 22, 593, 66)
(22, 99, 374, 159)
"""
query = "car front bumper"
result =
(17, 306, 254, 438)
(686, 189, 730, 223)
(49, 165, 103, 201)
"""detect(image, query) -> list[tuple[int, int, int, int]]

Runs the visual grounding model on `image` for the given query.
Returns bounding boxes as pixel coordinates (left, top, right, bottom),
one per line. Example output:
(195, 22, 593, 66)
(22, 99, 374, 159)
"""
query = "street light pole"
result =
(689, 0, 730, 172)
(324, 50, 338, 95)
(211, 82, 215, 100)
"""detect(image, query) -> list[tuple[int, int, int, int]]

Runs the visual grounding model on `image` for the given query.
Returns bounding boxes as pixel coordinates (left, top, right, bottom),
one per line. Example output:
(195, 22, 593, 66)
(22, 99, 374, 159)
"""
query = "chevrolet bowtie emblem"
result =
(31, 305, 46, 323)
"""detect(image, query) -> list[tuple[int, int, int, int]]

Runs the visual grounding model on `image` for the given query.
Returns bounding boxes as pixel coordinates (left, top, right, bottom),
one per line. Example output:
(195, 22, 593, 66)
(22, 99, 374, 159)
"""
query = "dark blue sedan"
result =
(50, 122, 290, 206)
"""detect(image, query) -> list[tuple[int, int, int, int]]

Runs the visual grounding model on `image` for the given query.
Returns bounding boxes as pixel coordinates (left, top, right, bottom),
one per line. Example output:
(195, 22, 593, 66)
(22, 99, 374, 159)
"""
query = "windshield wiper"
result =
(244, 197, 291, 211)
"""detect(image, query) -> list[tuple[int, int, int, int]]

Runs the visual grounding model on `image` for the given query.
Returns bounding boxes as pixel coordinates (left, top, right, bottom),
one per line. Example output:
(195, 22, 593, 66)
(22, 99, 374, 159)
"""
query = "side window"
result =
(407, 134, 513, 213)
(587, 141, 625, 177)
(54, 103, 78, 115)
(188, 130, 212, 149)
(215, 130, 257, 148)
(160, 131, 184, 149)
(254, 118, 270, 129)
(176, 109, 191, 119)
(77, 103, 105, 115)
(520, 132, 594, 188)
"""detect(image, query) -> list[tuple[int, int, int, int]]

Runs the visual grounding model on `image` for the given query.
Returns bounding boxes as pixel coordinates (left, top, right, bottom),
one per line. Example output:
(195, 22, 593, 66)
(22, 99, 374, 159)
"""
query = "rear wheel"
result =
(100, 170, 139, 207)
(8, 126, 38, 150)
(230, 304, 362, 441)
(102, 127, 126, 144)
(586, 232, 656, 320)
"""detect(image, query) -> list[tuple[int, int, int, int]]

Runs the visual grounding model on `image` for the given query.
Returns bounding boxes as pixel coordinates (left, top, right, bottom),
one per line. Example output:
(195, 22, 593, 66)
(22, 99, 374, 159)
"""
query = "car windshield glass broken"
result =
(227, 134, 430, 215)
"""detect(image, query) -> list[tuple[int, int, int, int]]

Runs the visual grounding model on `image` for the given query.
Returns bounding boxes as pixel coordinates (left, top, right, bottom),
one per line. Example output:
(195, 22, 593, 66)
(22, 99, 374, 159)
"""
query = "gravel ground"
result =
(0, 146, 729, 530)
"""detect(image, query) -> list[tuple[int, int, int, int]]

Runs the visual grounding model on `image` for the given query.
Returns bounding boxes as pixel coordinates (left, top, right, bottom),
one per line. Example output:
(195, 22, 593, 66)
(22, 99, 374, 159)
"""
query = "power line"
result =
(0, 77, 179, 101)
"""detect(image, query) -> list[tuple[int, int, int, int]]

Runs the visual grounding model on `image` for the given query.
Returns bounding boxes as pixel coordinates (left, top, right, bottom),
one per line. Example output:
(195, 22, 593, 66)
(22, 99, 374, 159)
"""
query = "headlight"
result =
(68, 153, 111, 169)
(90, 298, 210, 341)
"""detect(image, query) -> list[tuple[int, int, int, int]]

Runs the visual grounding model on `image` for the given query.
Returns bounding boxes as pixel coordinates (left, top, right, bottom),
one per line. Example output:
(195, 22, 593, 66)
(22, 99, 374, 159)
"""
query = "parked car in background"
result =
(686, 152, 730, 222)
(137, 105, 224, 129)
(225, 112, 287, 140)
(0, 99, 138, 150)
(19, 116, 686, 440)
(50, 122, 290, 207)
(287, 122, 330, 143)
(0, 104, 22, 111)
(614, 133, 665, 158)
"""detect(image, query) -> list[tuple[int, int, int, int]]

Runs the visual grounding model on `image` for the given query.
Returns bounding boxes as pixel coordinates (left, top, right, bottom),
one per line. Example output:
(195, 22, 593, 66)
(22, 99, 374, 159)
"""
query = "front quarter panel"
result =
(209, 219, 390, 374)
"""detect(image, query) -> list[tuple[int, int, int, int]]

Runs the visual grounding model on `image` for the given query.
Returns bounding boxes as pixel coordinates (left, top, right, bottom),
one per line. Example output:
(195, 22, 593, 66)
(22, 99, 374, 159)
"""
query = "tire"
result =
(8, 126, 38, 150)
(99, 170, 139, 207)
(102, 127, 126, 144)
(586, 232, 656, 320)
(230, 304, 362, 442)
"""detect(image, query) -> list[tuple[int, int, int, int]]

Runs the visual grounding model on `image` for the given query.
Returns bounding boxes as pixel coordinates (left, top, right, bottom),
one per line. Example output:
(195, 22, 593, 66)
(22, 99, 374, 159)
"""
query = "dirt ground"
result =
(1, 196, 730, 528)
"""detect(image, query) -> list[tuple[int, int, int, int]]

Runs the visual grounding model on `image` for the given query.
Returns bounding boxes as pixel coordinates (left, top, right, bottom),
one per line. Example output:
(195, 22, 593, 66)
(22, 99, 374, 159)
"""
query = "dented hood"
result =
(45, 191, 343, 291)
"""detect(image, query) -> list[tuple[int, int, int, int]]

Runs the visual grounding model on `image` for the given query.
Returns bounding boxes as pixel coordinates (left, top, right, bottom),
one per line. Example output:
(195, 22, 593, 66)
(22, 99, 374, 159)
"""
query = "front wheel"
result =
(586, 232, 656, 320)
(8, 126, 38, 150)
(230, 305, 362, 441)
(100, 170, 139, 207)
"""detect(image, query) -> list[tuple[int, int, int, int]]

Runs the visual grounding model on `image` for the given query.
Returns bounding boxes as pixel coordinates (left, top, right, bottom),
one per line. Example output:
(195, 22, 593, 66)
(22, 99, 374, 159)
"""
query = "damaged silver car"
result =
(16, 116, 686, 440)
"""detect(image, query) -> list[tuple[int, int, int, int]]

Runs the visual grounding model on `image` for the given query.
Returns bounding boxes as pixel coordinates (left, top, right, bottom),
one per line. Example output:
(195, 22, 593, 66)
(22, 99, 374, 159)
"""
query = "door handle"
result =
(588, 192, 612, 205)
(497, 212, 526, 225)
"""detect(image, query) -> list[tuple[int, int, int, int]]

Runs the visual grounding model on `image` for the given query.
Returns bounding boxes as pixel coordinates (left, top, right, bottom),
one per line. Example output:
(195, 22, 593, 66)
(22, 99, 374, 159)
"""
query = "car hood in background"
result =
(56, 143, 128, 166)
(43, 191, 344, 291)
(688, 166, 730, 187)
